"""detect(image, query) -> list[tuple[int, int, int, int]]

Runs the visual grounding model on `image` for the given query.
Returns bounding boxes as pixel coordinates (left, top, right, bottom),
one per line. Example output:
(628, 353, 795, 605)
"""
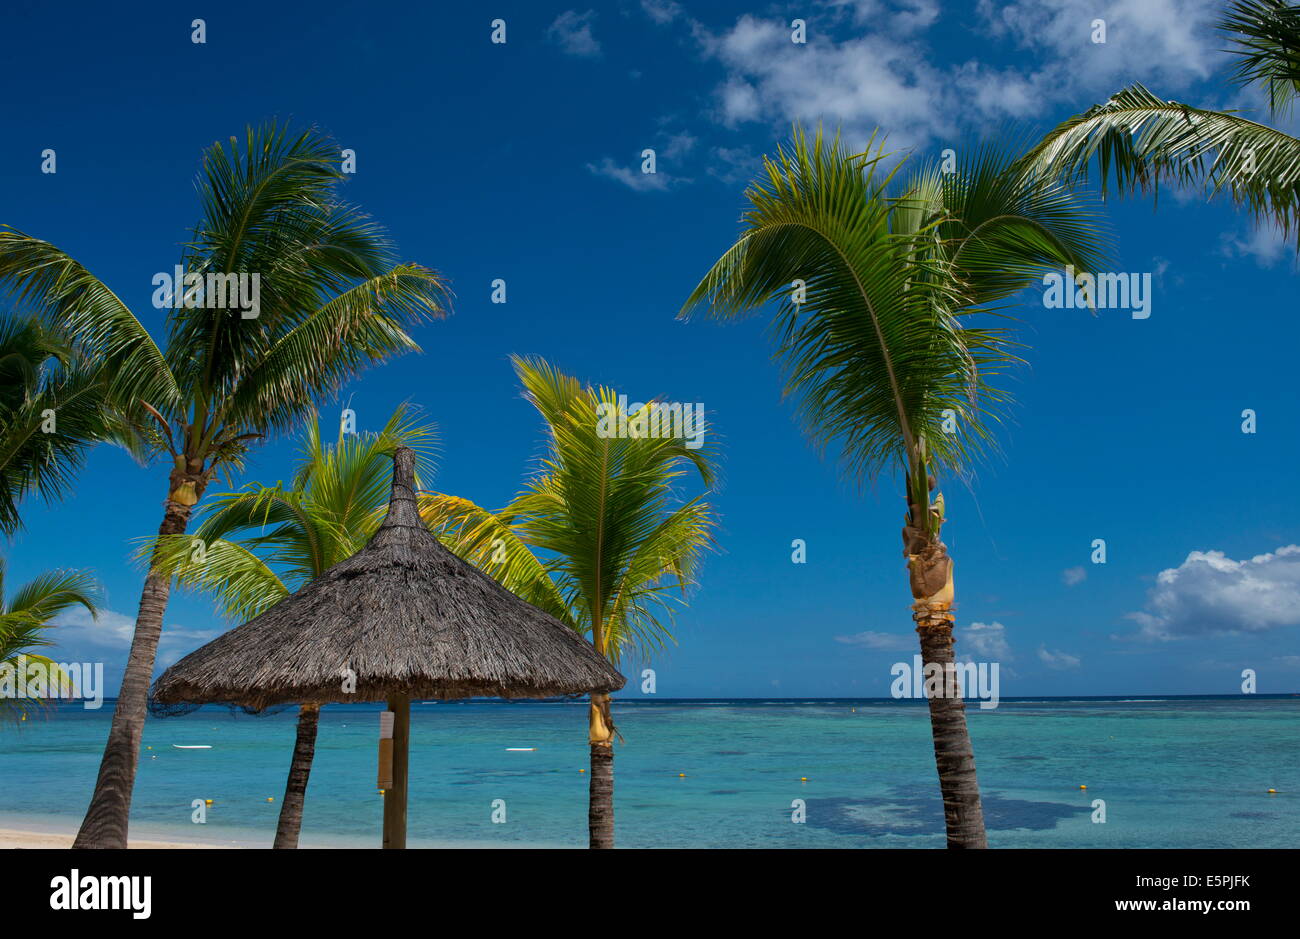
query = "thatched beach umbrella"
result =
(151, 447, 624, 847)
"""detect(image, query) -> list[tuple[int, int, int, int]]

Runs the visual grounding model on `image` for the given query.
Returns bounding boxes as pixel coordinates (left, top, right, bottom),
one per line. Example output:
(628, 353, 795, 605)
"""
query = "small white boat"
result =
(505, 747, 536, 751)
(172, 744, 213, 749)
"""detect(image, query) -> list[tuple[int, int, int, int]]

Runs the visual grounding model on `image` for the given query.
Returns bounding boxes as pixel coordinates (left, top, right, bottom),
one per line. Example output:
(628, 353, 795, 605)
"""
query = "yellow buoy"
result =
(205, 799, 213, 805)
(579, 769, 585, 773)
(1079, 785, 1087, 790)
(800, 777, 808, 782)
(266, 797, 274, 802)
(1268, 788, 1277, 793)
(679, 773, 687, 777)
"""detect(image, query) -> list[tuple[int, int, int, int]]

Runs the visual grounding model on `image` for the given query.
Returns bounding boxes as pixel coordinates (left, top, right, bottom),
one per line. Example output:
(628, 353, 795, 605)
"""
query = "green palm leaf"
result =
(0, 230, 180, 413)
(682, 127, 1041, 484)
(142, 405, 437, 616)
(0, 559, 100, 724)
(422, 492, 576, 627)
(1019, 83, 1300, 239)
(0, 316, 124, 534)
(1223, 0, 1300, 113)
(213, 265, 447, 441)
(436, 356, 718, 662)
(136, 535, 290, 623)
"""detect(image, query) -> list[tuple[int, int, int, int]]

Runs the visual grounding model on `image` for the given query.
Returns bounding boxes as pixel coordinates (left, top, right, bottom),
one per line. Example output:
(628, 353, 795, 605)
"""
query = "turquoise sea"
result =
(1, 696, 1296, 848)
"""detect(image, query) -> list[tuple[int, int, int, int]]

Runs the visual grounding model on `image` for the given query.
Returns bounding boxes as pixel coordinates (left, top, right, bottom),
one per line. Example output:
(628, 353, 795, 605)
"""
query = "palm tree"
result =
(0, 558, 100, 722)
(0, 314, 119, 537)
(1020, 1, 1300, 241)
(0, 123, 448, 848)
(142, 405, 437, 847)
(424, 356, 717, 848)
(679, 126, 1107, 848)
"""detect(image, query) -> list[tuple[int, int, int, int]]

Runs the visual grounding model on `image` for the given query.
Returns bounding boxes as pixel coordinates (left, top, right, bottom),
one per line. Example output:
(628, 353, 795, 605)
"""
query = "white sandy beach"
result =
(0, 816, 555, 849)
(0, 813, 287, 849)
(1, 827, 223, 849)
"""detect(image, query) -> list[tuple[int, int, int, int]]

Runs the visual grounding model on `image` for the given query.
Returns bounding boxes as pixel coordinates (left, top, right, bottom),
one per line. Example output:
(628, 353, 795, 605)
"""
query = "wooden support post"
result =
(382, 693, 410, 849)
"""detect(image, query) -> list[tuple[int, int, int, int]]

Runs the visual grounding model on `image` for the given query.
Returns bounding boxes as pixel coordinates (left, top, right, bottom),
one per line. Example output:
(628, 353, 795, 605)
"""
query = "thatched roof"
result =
(151, 447, 624, 710)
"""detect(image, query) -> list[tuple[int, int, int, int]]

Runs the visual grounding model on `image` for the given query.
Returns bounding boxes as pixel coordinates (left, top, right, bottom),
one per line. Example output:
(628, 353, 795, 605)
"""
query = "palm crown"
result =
(681, 127, 1106, 497)
(425, 355, 717, 662)
(0, 123, 447, 496)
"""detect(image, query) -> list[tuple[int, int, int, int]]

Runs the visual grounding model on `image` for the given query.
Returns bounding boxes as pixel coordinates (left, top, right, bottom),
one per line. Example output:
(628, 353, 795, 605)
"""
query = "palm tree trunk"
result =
(905, 467, 987, 849)
(587, 692, 615, 849)
(273, 704, 320, 849)
(73, 487, 195, 849)
(916, 616, 988, 848)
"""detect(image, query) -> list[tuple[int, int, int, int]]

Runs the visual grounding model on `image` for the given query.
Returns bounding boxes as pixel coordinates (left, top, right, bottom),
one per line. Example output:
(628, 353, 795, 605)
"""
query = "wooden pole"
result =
(382, 693, 410, 849)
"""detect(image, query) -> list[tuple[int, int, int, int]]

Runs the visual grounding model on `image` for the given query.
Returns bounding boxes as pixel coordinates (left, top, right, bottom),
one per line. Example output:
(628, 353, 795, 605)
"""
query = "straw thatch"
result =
(151, 447, 624, 711)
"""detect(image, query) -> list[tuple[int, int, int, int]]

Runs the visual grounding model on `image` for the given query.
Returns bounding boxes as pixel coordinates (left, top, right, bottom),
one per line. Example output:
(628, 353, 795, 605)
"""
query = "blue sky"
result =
(3, 0, 1298, 698)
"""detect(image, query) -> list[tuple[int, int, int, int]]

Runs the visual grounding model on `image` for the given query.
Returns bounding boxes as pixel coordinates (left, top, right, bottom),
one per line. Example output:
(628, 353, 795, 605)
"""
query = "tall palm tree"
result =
(142, 405, 437, 847)
(679, 126, 1107, 848)
(1020, 1, 1300, 241)
(0, 123, 448, 848)
(0, 314, 120, 537)
(0, 558, 100, 722)
(424, 356, 717, 849)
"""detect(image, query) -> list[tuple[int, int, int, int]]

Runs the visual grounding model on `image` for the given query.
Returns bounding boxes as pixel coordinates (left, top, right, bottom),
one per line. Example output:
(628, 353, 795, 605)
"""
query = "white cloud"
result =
(50, 606, 220, 661)
(958, 620, 1011, 660)
(835, 630, 914, 650)
(50, 606, 138, 646)
(1219, 221, 1296, 269)
(976, 0, 1221, 95)
(698, 14, 952, 150)
(692, 0, 1225, 151)
(824, 0, 940, 34)
(1062, 566, 1087, 586)
(587, 156, 674, 191)
(1037, 645, 1082, 669)
(547, 10, 602, 58)
(707, 145, 762, 184)
(641, 0, 683, 25)
(1127, 545, 1300, 640)
(661, 130, 697, 160)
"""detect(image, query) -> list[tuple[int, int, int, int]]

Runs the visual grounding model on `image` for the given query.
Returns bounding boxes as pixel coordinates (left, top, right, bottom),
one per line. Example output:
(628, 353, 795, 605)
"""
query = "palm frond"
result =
(133, 534, 289, 623)
(152, 405, 439, 625)
(421, 493, 575, 627)
(0, 561, 99, 723)
(1222, 0, 1300, 114)
(212, 266, 448, 440)
(681, 126, 1009, 482)
(4, 568, 99, 622)
(505, 357, 719, 654)
(1019, 83, 1300, 239)
(0, 229, 179, 412)
(0, 319, 123, 534)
